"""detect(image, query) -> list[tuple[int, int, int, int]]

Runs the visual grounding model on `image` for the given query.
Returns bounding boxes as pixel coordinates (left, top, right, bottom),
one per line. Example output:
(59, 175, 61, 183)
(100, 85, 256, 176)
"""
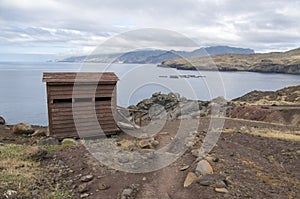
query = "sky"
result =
(1, 0, 300, 61)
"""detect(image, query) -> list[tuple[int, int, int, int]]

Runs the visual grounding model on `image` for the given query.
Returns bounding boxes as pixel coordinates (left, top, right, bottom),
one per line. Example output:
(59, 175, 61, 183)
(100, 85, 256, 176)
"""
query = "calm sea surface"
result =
(0, 62, 299, 125)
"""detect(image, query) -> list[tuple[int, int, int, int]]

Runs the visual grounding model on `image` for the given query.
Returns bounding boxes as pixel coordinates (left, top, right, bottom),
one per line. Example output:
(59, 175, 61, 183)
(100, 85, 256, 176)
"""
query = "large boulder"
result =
(12, 123, 34, 134)
(151, 92, 180, 110)
(0, 116, 5, 125)
(137, 99, 154, 110)
(132, 92, 211, 121)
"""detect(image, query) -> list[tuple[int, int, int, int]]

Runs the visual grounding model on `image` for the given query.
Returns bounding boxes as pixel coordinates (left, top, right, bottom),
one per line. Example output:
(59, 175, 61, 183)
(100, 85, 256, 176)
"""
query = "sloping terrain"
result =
(159, 48, 300, 74)
(233, 85, 300, 105)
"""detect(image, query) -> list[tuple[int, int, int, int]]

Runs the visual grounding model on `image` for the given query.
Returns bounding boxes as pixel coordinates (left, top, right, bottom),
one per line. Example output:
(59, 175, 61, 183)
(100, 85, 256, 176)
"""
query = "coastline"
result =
(0, 85, 299, 198)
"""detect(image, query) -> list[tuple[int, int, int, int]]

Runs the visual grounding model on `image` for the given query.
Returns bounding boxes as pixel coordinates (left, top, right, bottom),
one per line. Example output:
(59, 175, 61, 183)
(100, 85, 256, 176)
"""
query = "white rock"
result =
(215, 187, 229, 193)
(184, 172, 197, 188)
(196, 160, 213, 175)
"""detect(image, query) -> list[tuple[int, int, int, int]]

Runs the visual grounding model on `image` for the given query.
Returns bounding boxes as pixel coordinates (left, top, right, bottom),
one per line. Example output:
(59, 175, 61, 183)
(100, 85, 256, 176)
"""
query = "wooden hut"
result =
(42, 72, 119, 138)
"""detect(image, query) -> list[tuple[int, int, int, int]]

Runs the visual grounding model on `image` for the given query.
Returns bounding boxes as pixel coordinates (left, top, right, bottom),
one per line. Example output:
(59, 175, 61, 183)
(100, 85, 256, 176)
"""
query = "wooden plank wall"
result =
(47, 83, 118, 138)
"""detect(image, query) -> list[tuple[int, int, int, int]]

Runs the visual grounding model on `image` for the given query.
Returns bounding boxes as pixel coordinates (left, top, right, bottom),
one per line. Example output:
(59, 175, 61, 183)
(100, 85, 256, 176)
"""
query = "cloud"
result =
(0, 0, 300, 58)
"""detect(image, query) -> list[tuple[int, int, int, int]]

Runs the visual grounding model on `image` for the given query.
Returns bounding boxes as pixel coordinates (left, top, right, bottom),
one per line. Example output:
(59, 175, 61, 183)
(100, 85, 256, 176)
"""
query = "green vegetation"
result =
(43, 144, 74, 153)
(45, 190, 72, 199)
(0, 144, 73, 198)
(0, 144, 40, 197)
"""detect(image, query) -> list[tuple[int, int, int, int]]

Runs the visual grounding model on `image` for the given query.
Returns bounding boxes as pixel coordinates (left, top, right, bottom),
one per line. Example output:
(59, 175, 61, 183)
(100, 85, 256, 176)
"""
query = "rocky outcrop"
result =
(129, 92, 209, 121)
(159, 47, 300, 74)
(233, 85, 300, 105)
(12, 123, 34, 134)
(130, 92, 233, 122)
(0, 116, 5, 125)
(125, 87, 299, 126)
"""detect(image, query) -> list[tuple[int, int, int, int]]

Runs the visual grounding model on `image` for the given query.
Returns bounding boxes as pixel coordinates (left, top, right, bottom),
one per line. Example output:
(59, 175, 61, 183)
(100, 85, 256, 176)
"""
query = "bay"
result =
(0, 62, 299, 125)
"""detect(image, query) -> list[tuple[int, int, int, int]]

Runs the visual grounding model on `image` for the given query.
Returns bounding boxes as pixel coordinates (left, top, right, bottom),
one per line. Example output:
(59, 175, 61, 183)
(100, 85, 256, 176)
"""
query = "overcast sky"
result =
(1, 0, 300, 61)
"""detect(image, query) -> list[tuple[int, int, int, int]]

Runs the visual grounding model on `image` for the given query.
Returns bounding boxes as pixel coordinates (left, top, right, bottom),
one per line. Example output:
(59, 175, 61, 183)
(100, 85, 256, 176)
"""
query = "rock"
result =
(214, 180, 227, 188)
(164, 193, 172, 199)
(78, 183, 89, 193)
(128, 105, 138, 110)
(191, 149, 199, 157)
(80, 193, 89, 198)
(39, 137, 59, 145)
(121, 188, 133, 197)
(185, 141, 195, 148)
(152, 140, 159, 147)
(195, 160, 213, 175)
(196, 174, 226, 186)
(215, 187, 229, 193)
(179, 165, 190, 171)
(204, 155, 214, 163)
(117, 122, 140, 130)
(138, 137, 158, 149)
(120, 184, 140, 199)
(118, 156, 129, 163)
(137, 99, 154, 110)
(80, 174, 94, 182)
(184, 172, 197, 188)
(204, 155, 219, 163)
(142, 177, 147, 181)
(98, 183, 110, 190)
(4, 190, 17, 198)
(138, 139, 152, 149)
(0, 116, 5, 125)
(26, 146, 47, 160)
(62, 138, 77, 145)
(12, 123, 34, 134)
(31, 129, 46, 137)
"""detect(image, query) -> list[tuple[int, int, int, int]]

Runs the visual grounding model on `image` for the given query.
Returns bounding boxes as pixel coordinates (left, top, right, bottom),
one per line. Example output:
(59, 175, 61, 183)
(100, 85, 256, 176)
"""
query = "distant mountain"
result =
(59, 46, 254, 64)
(159, 47, 300, 74)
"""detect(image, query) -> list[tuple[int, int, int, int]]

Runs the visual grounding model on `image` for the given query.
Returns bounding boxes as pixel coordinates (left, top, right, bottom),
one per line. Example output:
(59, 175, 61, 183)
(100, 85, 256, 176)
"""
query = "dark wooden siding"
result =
(43, 72, 119, 138)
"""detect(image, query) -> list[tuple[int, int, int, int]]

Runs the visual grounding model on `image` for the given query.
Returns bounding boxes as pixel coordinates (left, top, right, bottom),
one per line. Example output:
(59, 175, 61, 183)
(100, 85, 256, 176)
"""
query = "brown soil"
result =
(0, 118, 299, 199)
(229, 105, 300, 126)
(232, 85, 300, 105)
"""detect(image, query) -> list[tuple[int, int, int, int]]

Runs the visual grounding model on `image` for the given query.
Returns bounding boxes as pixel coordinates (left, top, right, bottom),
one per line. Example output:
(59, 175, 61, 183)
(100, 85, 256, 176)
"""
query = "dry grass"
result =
(0, 144, 41, 197)
(0, 144, 72, 198)
(222, 127, 300, 142)
(250, 129, 300, 142)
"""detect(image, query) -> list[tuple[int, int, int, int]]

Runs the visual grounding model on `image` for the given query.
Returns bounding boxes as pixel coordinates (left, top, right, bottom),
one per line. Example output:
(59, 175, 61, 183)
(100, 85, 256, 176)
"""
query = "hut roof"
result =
(42, 72, 118, 84)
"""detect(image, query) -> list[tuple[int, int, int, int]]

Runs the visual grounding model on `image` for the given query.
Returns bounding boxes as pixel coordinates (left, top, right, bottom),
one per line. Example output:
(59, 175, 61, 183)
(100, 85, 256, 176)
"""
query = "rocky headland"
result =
(124, 85, 300, 127)
(159, 47, 300, 74)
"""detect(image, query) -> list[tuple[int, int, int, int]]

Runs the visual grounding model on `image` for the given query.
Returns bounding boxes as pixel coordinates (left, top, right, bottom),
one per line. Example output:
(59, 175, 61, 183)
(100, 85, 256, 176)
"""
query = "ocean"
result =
(0, 62, 299, 125)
